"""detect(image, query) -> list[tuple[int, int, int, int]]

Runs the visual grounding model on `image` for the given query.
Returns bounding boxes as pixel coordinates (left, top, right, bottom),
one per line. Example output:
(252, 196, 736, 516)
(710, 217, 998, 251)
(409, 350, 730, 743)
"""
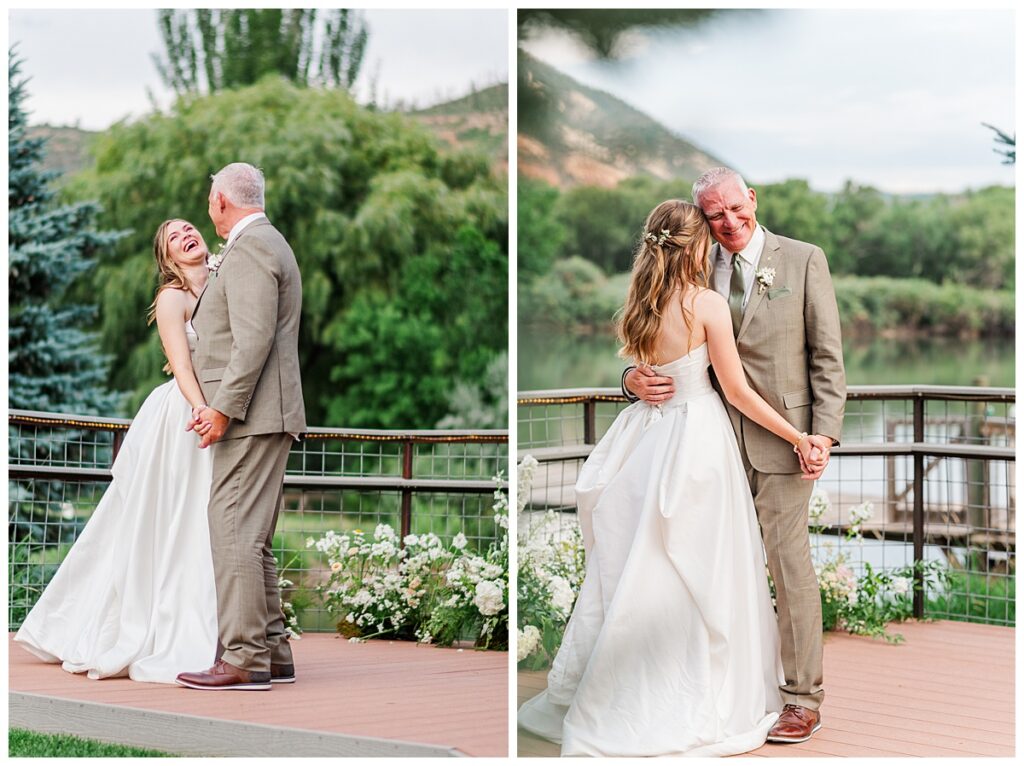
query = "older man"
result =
(176, 163, 306, 691)
(623, 167, 845, 742)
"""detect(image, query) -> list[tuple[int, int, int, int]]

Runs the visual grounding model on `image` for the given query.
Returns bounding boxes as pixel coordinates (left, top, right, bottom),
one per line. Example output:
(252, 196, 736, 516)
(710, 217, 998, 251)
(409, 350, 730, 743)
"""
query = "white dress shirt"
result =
(713, 225, 766, 311)
(225, 211, 268, 249)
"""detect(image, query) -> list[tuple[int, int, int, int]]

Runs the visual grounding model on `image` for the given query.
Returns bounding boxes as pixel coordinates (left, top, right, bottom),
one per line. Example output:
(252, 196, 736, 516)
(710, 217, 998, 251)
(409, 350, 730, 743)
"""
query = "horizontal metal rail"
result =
(518, 442, 1015, 463)
(518, 384, 1016, 404)
(9, 410, 507, 444)
(6, 464, 505, 492)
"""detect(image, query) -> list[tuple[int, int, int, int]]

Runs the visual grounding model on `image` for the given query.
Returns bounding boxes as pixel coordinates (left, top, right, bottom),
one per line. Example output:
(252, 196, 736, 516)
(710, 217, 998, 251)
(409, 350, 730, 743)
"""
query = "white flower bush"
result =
(309, 477, 509, 650)
(809, 489, 948, 643)
(517, 456, 587, 668)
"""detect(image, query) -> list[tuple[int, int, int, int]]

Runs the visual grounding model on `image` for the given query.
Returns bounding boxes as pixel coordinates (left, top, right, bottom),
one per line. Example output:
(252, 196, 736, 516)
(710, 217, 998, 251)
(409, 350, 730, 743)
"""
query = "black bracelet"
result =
(621, 366, 640, 402)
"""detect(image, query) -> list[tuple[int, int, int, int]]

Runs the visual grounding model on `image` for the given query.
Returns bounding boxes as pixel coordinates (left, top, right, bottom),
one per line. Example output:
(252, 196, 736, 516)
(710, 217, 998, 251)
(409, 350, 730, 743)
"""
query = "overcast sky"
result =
(521, 9, 1015, 193)
(9, 8, 508, 130)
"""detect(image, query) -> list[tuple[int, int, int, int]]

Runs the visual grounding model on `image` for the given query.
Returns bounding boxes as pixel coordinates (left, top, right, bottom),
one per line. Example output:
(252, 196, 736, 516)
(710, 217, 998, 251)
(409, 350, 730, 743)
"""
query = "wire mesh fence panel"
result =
(517, 387, 1015, 628)
(8, 412, 508, 633)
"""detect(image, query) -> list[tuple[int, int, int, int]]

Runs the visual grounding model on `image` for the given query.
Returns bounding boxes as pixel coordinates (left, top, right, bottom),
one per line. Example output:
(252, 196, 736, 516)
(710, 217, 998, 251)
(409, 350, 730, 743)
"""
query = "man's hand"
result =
(797, 434, 833, 480)
(195, 407, 230, 448)
(624, 366, 676, 405)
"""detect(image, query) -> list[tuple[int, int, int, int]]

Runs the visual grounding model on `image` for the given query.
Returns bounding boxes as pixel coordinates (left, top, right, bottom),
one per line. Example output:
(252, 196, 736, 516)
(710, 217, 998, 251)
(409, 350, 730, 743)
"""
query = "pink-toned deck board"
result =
(10, 633, 508, 756)
(517, 619, 1014, 758)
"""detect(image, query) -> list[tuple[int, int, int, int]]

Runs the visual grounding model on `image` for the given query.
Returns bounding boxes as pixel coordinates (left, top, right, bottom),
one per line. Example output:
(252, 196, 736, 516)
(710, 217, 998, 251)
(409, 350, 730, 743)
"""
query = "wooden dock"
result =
(517, 619, 1014, 757)
(10, 633, 508, 757)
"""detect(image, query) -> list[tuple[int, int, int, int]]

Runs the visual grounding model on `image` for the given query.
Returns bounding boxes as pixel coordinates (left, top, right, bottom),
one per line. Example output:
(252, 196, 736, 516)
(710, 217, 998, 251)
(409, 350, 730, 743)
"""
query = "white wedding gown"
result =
(15, 323, 219, 684)
(518, 343, 785, 757)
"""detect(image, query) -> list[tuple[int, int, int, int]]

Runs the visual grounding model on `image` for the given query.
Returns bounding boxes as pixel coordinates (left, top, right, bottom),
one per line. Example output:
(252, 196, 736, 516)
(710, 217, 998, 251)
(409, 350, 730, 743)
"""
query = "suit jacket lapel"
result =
(737, 227, 778, 340)
(192, 231, 243, 321)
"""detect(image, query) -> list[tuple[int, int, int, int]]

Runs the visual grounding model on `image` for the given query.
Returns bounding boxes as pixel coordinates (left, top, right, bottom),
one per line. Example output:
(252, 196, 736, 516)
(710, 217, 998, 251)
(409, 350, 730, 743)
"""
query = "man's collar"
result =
(225, 211, 267, 248)
(724, 225, 766, 264)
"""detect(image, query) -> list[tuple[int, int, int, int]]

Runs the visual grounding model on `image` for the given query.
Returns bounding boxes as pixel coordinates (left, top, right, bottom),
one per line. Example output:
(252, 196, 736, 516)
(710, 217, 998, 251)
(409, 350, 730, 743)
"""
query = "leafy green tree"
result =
(754, 179, 833, 255)
(66, 76, 506, 428)
(326, 225, 507, 428)
(154, 9, 367, 94)
(8, 51, 124, 414)
(826, 182, 888, 275)
(518, 179, 567, 279)
(945, 186, 1015, 289)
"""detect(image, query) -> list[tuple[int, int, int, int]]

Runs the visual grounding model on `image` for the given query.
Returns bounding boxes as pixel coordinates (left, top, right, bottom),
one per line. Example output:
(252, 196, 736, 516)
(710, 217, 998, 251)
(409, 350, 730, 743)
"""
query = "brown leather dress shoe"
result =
(175, 659, 271, 691)
(270, 663, 296, 684)
(766, 704, 821, 743)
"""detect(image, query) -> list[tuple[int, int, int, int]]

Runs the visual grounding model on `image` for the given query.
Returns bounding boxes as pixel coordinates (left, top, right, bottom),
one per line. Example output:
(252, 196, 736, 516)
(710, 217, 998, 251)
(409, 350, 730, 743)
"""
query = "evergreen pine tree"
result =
(8, 50, 125, 414)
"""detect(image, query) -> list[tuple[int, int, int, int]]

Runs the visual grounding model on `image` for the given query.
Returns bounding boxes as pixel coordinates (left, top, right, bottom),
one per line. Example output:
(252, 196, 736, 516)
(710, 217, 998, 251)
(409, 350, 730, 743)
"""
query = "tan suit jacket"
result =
(710, 227, 845, 474)
(190, 219, 306, 439)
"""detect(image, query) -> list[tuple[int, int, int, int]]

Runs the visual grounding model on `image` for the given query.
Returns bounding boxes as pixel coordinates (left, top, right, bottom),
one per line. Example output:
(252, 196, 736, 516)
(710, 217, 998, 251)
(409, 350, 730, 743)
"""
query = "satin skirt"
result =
(15, 380, 219, 683)
(518, 391, 784, 756)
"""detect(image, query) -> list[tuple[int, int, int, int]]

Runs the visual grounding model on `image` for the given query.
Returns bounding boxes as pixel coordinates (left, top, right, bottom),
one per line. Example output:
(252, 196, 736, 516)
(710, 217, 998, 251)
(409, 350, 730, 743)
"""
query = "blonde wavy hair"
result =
(146, 219, 199, 326)
(616, 200, 713, 365)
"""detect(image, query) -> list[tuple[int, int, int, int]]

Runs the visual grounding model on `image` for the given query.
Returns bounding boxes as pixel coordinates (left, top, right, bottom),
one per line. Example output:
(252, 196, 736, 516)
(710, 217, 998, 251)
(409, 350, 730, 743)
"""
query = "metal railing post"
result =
(912, 395, 925, 619)
(583, 399, 597, 445)
(112, 430, 125, 462)
(400, 440, 414, 542)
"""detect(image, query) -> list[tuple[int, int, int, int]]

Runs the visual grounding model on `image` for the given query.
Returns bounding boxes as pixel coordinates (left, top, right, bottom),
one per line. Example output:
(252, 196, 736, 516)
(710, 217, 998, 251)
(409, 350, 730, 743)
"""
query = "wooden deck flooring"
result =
(517, 619, 1014, 757)
(9, 633, 508, 757)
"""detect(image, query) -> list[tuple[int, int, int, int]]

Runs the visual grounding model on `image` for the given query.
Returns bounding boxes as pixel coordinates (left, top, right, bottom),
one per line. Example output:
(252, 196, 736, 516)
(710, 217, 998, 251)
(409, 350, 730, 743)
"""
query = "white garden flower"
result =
(403, 534, 419, 546)
(547, 575, 575, 618)
(517, 455, 540, 513)
(452, 532, 468, 550)
(892, 576, 910, 595)
(808, 488, 830, 524)
(473, 580, 505, 616)
(849, 501, 875, 526)
(517, 625, 541, 661)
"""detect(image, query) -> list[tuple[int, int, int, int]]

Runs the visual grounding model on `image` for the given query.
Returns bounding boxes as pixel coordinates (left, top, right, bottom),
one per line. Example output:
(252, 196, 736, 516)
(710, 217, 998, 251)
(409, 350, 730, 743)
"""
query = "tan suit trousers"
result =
(744, 461, 824, 710)
(209, 432, 295, 673)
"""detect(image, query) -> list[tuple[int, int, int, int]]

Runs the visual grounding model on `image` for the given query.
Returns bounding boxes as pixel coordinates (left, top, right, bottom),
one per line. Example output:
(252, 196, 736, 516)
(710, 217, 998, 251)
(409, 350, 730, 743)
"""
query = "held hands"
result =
(625, 366, 676, 404)
(796, 434, 833, 480)
(186, 406, 229, 448)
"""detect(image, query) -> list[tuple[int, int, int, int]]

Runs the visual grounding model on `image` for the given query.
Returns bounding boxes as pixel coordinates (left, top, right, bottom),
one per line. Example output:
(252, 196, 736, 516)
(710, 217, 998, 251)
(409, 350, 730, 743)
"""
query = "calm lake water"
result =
(518, 329, 1015, 391)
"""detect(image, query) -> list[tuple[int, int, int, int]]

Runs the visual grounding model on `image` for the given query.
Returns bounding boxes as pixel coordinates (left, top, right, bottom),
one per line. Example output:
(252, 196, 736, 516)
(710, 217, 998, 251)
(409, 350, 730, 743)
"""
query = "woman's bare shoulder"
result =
(690, 286, 726, 309)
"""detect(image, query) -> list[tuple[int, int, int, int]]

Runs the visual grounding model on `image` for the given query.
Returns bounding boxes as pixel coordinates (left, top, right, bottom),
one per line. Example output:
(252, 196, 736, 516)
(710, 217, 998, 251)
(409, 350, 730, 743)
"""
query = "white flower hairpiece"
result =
(644, 229, 672, 247)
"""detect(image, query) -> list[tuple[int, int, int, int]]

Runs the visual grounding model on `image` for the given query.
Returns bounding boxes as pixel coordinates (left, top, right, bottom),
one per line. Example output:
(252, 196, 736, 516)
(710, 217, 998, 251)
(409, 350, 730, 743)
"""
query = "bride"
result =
(518, 200, 819, 756)
(14, 219, 220, 684)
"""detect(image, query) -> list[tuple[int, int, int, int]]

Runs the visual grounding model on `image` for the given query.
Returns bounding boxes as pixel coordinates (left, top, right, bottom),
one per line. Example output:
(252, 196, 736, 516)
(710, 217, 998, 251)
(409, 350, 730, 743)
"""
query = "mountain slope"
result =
(518, 51, 726, 188)
(411, 83, 508, 172)
(25, 125, 96, 180)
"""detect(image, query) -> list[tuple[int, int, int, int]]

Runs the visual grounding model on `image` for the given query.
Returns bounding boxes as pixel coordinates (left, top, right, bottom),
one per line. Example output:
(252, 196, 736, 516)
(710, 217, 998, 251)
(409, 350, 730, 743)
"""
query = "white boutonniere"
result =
(207, 243, 226, 276)
(755, 266, 776, 294)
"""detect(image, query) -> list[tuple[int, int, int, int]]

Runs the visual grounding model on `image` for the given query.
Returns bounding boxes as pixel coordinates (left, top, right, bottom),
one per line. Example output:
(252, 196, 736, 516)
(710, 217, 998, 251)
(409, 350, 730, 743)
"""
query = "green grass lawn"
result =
(9, 728, 176, 757)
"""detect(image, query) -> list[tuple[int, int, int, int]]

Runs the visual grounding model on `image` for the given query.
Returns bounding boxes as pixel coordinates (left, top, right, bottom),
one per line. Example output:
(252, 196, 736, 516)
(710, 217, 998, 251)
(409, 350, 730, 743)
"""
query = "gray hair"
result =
(210, 162, 265, 208)
(692, 167, 749, 207)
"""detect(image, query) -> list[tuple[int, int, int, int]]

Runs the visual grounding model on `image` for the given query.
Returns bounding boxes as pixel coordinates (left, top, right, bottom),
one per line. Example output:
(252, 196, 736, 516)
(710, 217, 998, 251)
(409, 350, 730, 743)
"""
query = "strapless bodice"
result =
(649, 342, 715, 407)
